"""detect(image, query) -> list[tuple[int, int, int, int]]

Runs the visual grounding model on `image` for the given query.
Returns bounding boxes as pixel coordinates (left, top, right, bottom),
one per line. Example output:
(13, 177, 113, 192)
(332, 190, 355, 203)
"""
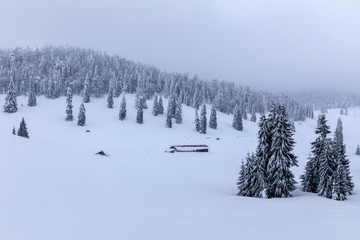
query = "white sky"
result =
(1, 0, 360, 93)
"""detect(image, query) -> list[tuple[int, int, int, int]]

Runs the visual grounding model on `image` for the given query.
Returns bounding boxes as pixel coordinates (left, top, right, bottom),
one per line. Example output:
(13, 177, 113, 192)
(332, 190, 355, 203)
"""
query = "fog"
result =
(1, 0, 360, 94)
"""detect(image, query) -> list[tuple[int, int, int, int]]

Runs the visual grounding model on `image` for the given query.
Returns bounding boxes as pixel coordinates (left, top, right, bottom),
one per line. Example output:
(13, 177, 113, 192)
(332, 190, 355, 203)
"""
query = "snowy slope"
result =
(0, 95, 359, 240)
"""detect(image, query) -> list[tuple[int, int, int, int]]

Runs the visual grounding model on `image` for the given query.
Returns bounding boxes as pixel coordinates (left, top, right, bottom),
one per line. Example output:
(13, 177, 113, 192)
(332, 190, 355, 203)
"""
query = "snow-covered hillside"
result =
(0, 95, 359, 240)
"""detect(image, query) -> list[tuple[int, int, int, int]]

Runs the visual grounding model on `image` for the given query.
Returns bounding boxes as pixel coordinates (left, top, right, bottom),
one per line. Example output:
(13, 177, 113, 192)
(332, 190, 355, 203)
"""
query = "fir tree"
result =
(195, 109, 200, 132)
(158, 96, 164, 114)
(4, 77, 17, 113)
(237, 153, 257, 197)
(65, 87, 73, 121)
(77, 103, 86, 126)
(199, 103, 207, 134)
(167, 95, 177, 118)
(250, 111, 256, 122)
(332, 163, 347, 201)
(254, 115, 271, 198)
(136, 97, 144, 124)
(166, 108, 172, 128)
(356, 145, 360, 155)
(152, 95, 159, 116)
(333, 118, 354, 194)
(17, 117, 29, 138)
(83, 74, 91, 103)
(12, 126, 16, 135)
(119, 95, 127, 121)
(242, 104, 247, 120)
(175, 100, 183, 124)
(28, 79, 37, 107)
(301, 114, 331, 193)
(232, 105, 243, 131)
(267, 106, 298, 198)
(107, 82, 114, 108)
(317, 138, 336, 199)
(237, 160, 246, 196)
(209, 106, 217, 129)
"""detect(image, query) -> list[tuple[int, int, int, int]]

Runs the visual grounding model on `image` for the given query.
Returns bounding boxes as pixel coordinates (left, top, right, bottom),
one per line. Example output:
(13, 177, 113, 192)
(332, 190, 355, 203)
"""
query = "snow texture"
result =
(0, 95, 359, 240)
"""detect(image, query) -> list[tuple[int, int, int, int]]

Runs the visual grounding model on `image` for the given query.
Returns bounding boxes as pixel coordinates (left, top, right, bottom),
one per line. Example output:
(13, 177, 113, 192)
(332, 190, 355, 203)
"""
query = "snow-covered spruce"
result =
(266, 106, 298, 198)
(65, 87, 73, 121)
(175, 100, 182, 124)
(250, 111, 256, 122)
(4, 77, 17, 113)
(232, 105, 243, 131)
(152, 95, 159, 116)
(119, 95, 127, 121)
(166, 108, 172, 128)
(77, 103, 86, 126)
(199, 103, 207, 134)
(107, 81, 114, 108)
(254, 114, 272, 198)
(333, 118, 354, 195)
(237, 152, 257, 197)
(158, 96, 164, 115)
(301, 114, 331, 193)
(17, 117, 29, 138)
(28, 78, 37, 107)
(209, 106, 217, 129)
(195, 109, 200, 132)
(83, 73, 91, 103)
(136, 97, 144, 124)
(356, 145, 360, 155)
(12, 126, 16, 135)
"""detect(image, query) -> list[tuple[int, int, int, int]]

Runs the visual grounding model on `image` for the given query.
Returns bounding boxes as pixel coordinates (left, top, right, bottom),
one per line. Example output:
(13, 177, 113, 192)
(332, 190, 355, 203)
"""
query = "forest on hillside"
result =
(0, 46, 359, 120)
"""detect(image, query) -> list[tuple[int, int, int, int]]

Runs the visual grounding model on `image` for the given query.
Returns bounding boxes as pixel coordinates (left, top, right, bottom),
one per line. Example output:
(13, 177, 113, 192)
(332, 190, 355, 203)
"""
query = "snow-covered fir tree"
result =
(267, 106, 298, 198)
(119, 95, 127, 121)
(83, 73, 91, 103)
(167, 95, 177, 118)
(232, 105, 243, 131)
(199, 103, 207, 134)
(242, 104, 247, 120)
(332, 162, 348, 201)
(317, 138, 336, 198)
(175, 100, 182, 124)
(12, 126, 16, 135)
(356, 145, 360, 155)
(166, 108, 172, 128)
(107, 82, 114, 108)
(254, 115, 272, 198)
(17, 117, 29, 138)
(237, 152, 257, 197)
(209, 106, 217, 129)
(27, 79, 37, 107)
(65, 87, 74, 121)
(152, 95, 159, 116)
(136, 97, 144, 124)
(333, 118, 354, 195)
(300, 114, 331, 193)
(195, 109, 200, 132)
(158, 96, 164, 114)
(77, 103, 86, 126)
(4, 77, 17, 113)
(250, 111, 256, 122)
(237, 160, 247, 196)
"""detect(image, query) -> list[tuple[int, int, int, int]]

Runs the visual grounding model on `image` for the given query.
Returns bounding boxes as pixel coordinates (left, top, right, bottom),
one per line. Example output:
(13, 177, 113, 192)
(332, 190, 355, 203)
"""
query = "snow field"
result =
(0, 95, 359, 240)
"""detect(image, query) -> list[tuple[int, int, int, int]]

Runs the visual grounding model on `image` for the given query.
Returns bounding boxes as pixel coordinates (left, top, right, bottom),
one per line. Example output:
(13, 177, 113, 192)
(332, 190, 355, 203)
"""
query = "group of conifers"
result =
(237, 105, 355, 201)
(3, 79, 357, 201)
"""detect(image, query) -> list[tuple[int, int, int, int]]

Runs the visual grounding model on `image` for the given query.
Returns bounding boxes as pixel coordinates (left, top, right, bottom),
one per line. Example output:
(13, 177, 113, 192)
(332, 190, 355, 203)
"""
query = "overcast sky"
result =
(1, 0, 360, 94)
